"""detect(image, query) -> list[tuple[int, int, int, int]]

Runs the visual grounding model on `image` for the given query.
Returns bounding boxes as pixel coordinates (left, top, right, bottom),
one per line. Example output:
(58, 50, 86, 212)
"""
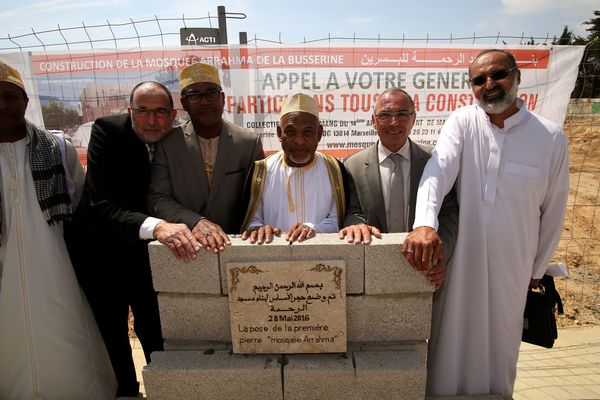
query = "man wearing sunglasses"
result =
(404, 49, 569, 397)
(148, 63, 264, 253)
(343, 88, 458, 289)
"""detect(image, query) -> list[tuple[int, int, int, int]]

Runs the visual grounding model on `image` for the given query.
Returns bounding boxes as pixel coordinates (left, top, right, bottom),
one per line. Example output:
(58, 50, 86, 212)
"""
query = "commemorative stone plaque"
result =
(227, 260, 346, 354)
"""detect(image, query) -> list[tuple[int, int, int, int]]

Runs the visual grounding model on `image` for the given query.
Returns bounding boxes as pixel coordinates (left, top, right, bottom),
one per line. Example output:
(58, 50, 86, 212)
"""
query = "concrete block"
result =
(148, 241, 221, 294)
(348, 341, 428, 364)
(292, 234, 364, 294)
(163, 340, 230, 352)
(284, 354, 355, 400)
(354, 350, 426, 400)
(158, 294, 231, 341)
(219, 236, 293, 294)
(220, 234, 364, 295)
(347, 294, 432, 341)
(143, 350, 282, 400)
(364, 233, 434, 294)
(159, 292, 432, 343)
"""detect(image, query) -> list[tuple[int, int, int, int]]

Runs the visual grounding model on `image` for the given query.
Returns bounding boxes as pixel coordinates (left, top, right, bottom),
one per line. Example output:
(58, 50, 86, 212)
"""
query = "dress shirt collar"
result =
(377, 139, 411, 165)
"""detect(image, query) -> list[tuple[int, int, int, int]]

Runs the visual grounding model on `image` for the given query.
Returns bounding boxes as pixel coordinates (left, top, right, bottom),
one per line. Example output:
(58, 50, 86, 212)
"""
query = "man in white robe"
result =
(403, 49, 569, 396)
(0, 60, 116, 399)
(241, 93, 372, 244)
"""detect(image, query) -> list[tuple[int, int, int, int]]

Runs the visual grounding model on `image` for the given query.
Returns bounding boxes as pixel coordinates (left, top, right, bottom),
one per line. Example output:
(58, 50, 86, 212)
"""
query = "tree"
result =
(553, 26, 575, 45)
(583, 10, 600, 41)
(556, 10, 600, 98)
(526, 37, 537, 45)
(576, 11, 599, 98)
(42, 101, 81, 130)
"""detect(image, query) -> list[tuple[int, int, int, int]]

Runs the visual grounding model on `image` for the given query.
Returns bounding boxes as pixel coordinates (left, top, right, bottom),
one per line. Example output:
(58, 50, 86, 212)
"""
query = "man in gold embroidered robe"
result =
(241, 93, 373, 244)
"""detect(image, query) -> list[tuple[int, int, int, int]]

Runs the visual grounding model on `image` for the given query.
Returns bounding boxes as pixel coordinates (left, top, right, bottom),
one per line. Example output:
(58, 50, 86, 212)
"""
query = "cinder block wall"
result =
(144, 233, 433, 400)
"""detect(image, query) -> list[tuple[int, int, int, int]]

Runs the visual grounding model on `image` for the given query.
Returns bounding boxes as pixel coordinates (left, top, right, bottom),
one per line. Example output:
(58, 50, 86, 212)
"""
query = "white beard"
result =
(289, 153, 312, 165)
(476, 78, 518, 115)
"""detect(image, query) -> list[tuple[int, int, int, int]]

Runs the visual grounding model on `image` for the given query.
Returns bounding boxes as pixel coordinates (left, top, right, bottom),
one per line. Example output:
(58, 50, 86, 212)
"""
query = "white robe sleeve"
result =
(312, 197, 339, 233)
(532, 132, 569, 279)
(413, 112, 463, 230)
(248, 198, 266, 231)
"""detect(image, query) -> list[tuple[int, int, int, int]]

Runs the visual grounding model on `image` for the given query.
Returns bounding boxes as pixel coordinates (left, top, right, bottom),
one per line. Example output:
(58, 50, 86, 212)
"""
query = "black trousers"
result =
(89, 267, 163, 396)
(67, 234, 163, 397)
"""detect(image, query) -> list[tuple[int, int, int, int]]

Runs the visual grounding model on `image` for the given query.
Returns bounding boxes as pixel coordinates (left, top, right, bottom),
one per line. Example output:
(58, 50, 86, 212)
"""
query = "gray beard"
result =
(475, 79, 518, 115)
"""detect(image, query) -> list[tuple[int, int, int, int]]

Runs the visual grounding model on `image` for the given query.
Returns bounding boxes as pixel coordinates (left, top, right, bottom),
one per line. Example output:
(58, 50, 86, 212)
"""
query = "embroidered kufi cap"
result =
(179, 63, 221, 91)
(0, 60, 26, 92)
(280, 93, 319, 119)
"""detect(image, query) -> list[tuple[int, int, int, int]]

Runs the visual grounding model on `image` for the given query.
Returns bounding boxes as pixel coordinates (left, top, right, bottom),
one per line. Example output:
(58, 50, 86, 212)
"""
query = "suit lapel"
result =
(183, 121, 209, 205)
(127, 117, 151, 176)
(365, 144, 388, 232)
(408, 139, 429, 229)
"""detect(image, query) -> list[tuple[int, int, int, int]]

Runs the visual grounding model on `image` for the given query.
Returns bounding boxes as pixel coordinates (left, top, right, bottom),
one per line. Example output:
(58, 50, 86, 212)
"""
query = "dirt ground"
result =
(556, 110, 600, 327)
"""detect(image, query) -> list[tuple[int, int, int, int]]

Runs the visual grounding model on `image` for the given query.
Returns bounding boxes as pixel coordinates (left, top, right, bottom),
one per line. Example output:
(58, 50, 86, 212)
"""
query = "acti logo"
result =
(185, 33, 217, 45)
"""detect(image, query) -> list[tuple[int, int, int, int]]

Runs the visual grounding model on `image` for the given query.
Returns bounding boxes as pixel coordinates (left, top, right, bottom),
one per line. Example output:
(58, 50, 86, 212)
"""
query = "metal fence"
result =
(0, 15, 576, 51)
(560, 99, 600, 326)
(1, 17, 599, 326)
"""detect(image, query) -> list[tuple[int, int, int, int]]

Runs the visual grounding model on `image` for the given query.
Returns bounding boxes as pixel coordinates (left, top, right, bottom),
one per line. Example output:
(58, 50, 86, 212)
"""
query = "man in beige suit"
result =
(343, 88, 458, 287)
(148, 63, 264, 253)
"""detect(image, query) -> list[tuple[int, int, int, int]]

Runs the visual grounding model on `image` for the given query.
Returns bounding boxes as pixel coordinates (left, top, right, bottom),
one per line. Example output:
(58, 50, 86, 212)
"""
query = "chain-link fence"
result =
(560, 98, 600, 326)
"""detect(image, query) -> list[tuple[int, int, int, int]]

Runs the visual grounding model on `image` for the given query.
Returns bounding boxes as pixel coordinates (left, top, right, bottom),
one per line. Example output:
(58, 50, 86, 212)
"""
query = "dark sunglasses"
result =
(470, 67, 517, 87)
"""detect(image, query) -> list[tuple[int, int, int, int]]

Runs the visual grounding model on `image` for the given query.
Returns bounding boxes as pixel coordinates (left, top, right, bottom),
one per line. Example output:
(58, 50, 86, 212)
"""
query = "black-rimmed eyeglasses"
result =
(131, 107, 171, 119)
(182, 90, 222, 104)
(470, 67, 517, 87)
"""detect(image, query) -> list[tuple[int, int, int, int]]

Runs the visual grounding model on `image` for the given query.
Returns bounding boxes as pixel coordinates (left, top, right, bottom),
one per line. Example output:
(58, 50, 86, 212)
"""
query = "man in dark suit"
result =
(343, 88, 458, 288)
(148, 63, 264, 252)
(67, 81, 200, 397)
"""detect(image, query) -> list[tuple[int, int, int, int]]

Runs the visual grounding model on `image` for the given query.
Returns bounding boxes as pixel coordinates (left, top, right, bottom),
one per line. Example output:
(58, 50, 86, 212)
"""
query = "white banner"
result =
(9, 44, 585, 160)
(0, 52, 45, 128)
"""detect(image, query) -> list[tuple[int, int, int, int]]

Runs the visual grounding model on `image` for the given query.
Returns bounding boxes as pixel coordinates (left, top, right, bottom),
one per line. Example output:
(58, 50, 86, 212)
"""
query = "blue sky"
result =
(0, 0, 597, 50)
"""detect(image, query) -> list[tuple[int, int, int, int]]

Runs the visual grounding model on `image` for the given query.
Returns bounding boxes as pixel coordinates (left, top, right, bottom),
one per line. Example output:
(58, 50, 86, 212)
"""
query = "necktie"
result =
(147, 144, 155, 162)
(388, 153, 405, 232)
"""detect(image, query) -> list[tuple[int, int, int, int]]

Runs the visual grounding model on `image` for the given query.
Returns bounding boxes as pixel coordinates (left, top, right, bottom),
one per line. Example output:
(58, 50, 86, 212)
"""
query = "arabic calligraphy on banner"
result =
(227, 260, 346, 354)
